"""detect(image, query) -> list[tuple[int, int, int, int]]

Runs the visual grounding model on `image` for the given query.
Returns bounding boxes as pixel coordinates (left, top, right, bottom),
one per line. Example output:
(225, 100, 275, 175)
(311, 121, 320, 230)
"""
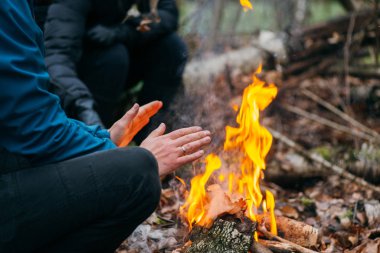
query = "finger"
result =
(129, 117, 150, 136)
(178, 136, 211, 155)
(174, 130, 211, 147)
(136, 101, 162, 120)
(119, 103, 139, 125)
(177, 150, 205, 165)
(146, 123, 166, 138)
(128, 101, 161, 133)
(167, 126, 203, 140)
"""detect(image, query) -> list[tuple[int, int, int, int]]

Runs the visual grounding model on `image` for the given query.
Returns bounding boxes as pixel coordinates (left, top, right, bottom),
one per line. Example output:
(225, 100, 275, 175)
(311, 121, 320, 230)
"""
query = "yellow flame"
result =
(180, 154, 221, 230)
(181, 64, 278, 237)
(265, 190, 277, 235)
(224, 65, 277, 224)
(240, 0, 253, 11)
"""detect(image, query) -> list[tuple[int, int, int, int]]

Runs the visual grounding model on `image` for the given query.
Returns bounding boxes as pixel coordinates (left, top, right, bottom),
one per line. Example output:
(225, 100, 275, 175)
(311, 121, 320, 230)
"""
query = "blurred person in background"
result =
(36, 0, 187, 142)
(0, 1, 209, 252)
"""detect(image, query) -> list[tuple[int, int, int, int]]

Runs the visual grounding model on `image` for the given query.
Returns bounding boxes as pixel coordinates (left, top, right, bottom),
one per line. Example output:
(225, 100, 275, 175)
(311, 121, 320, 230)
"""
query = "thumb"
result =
(147, 123, 166, 138)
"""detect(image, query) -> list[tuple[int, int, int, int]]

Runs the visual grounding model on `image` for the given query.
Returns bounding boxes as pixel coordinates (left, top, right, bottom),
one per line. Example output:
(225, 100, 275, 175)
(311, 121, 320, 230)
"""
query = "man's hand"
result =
(87, 24, 140, 48)
(140, 124, 212, 176)
(87, 25, 118, 46)
(109, 101, 163, 146)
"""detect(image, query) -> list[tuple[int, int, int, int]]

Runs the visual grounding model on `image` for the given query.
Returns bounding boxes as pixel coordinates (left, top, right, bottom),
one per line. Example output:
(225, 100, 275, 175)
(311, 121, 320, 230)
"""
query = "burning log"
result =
(182, 214, 320, 253)
(184, 215, 256, 253)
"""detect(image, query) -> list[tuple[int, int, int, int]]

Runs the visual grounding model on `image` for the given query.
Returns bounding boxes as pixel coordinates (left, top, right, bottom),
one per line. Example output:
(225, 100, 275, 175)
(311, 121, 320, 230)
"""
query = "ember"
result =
(180, 64, 278, 238)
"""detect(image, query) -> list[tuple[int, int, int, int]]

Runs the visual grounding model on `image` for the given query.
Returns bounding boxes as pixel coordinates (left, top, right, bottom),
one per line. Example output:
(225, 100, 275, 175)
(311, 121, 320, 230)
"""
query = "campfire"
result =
(178, 65, 288, 251)
(180, 64, 277, 233)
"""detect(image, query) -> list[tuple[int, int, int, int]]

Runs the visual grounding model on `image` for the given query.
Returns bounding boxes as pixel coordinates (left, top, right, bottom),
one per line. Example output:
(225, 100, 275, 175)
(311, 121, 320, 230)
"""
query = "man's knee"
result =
(152, 33, 188, 70)
(95, 44, 129, 72)
(118, 147, 161, 208)
(133, 147, 161, 203)
(163, 33, 187, 63)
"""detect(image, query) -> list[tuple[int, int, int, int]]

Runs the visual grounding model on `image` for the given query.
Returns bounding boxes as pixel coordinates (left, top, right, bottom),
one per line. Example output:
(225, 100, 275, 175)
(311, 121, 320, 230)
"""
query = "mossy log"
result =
(185, 216, 256, 253)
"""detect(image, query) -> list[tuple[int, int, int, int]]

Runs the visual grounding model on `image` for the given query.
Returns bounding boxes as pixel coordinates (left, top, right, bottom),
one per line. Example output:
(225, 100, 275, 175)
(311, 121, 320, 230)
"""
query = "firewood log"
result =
(184, 215, 256, 253)
(258, 215, 320, 248)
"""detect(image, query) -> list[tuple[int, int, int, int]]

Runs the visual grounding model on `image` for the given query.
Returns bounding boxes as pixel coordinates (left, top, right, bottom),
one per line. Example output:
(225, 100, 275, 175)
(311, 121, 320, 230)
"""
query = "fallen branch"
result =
(268, 127, 380, 194)
(183, 47, 264, 92)
(284, 58, 336, 86)
(301, 89, 380, 140)
(282, 104, 374, 142)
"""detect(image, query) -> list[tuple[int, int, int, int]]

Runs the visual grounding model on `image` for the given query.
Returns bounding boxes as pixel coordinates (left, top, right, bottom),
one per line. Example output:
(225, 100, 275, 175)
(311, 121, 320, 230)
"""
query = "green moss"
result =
(313, 146, 334, 161)
(301, 197, 315, 207)
(341, 209, 354, 220)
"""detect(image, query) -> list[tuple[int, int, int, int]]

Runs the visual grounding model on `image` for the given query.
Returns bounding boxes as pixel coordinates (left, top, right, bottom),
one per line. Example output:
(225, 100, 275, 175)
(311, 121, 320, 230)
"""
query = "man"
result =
(41, 0, 187, 136)
(0, 1, 210, 252)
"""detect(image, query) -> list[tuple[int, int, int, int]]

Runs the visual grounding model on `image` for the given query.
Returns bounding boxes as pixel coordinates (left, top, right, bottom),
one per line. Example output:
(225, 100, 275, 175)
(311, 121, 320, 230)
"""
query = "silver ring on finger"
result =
(181, 146, 187, 155)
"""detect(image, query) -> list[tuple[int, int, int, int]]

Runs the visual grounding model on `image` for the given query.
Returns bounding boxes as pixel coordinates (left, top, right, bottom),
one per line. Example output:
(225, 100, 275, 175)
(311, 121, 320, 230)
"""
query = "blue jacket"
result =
(0, 0, 116, 168)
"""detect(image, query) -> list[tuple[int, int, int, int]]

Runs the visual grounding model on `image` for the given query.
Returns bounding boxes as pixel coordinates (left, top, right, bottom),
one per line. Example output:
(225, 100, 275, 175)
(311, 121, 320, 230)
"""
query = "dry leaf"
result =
(280, 205, 299, 219)
(205, 184, 246, 221)
(345, 238, 380, 253)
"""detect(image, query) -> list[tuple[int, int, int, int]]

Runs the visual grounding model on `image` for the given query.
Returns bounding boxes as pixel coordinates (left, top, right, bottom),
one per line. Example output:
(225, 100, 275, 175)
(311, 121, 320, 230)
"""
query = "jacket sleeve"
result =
(43, 0, 94, 114)
(136, 0, 179, 43)
(0, 0, 116, 166)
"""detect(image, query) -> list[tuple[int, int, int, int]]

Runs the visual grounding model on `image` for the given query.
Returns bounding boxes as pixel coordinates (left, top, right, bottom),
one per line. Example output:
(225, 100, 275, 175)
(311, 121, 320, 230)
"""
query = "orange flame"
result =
(240, 0, 253, 11)
(180, 154, 222, 230)
(224, 65, 277, 223)
(264, 190, 277, 235)
(181, 64, 278, 237)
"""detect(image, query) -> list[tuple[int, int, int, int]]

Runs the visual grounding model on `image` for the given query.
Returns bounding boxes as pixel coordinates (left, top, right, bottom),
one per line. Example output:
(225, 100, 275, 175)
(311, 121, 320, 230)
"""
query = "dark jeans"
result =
(0, 147, 161, 253)
(78, 33, 188, 135)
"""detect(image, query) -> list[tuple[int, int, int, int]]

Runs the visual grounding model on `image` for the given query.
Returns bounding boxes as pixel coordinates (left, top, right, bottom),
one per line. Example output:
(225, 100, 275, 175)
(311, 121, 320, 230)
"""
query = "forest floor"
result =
(117, 70, 380, 253)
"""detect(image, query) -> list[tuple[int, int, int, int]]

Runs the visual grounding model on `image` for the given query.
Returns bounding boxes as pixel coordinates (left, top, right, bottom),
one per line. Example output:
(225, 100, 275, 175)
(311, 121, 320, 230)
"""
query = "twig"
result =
(257, 226, 317, 253)
(268, 127, 380, 194)
(301, 89, 380, 140)
(282, 104, 374, 142)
